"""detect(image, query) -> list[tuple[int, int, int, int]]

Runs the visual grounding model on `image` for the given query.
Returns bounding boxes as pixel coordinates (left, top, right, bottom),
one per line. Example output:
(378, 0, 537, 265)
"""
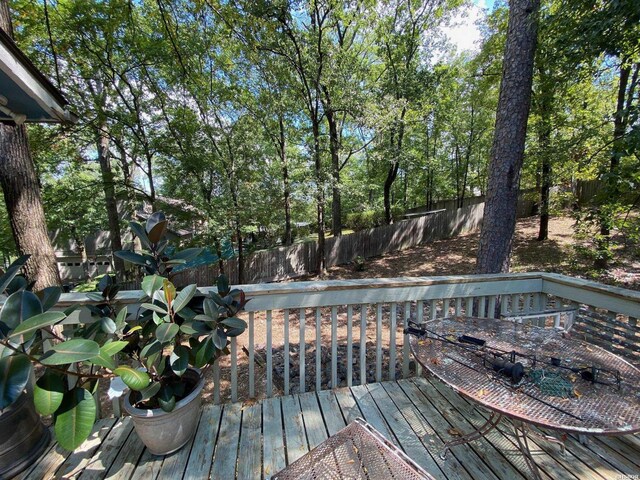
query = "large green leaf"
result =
(8, 311, 66, 343)
(88, 341, 128, 370)
(202, 299, 218, 320)
(220, 317, 247, 330)
(141, 303, 168, 315)
(194, 337, 215, 368)
(0, 354, 32, 409)
(113, 366, 150, 391)
(212, 329, 227, 350)
(146, 212, 167, 244)
(141, 275, 165, 298)
(172, 284, 197, 314)
(155, 323, 179, 344)
(114, 250, 149, 267)
(157, 384, 176, 412)
(0, 255, 29, 294)
(137, 382, 161, 404)
(40, 339, 100, 365)
(99, 317, 116, 334)
(100, 341, 129, 356)
(140, 339, 162, 358)
(170, 248, 203, 262)
(170, 345, 189, 377)
(0, 290, 42, 332)
(129, 222, 152, 250)
(54, 388, 97, 451)
(37, 287, 62, 311)
(34, 370, 64, 415)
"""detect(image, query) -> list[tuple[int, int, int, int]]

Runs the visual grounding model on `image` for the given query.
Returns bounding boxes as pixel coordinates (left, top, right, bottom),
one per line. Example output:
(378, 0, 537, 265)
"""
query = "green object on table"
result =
(530, 369, 574, 398)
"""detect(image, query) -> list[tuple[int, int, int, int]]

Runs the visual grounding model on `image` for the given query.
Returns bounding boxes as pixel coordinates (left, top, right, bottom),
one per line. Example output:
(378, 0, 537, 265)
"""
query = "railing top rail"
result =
(2, 272, 637, 314)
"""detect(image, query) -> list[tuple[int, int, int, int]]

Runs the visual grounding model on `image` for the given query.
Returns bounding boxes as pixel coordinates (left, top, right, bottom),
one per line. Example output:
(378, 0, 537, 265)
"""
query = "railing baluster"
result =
(455, 297, 462, 317)
(266, 310, 273, 397)
(414, 301, 423, 377)
(230, 337, 237, 402)
(248, 312, 255, 398)
(488, 296, 497, 318)
(360, 304, 367, 385)
(430, 299, 437, 320)
(331, 306, 337, 388)
(389, 302, 397, 381)
(284, 309, 290, 395)
(478, 296, 486, 318)
(500, 295, 509, 317)
(316, 307, 322, 392)
(511, 294, 519, 314)
(347, 305, 353, 387)
(376, 303, 382, 382)
(300, 308, 306, 393)
(465, 297, 473, 317)
(213, 358, 220, 404)
(402, 301, 411, 378)
(444, 299, 451, 318)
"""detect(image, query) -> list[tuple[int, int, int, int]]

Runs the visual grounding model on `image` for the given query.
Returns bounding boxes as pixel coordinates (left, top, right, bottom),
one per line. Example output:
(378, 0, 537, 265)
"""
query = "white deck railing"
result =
(16, 272, 640, 412)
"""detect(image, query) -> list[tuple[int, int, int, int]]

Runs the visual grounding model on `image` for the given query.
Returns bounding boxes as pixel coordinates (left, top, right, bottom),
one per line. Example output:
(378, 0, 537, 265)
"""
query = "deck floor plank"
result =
(399, 380, 526, 479)
(349, 384, 394, 441)
(128, 449, 163, 480)
(280, 394, 308, 464)
(77, 417, 134, 480)
(298, 392, 328, 449)
(55, 419, 118, 480)
(22, 379, 640, 480)
(210, 402, 242, 480)
(237, 403, 262, 480)
(333, 387, 362, 424)
(183, 404, 223, 480)
(365, 382, 446, 478)
(424, 376, 574, 480)
(385, 380, 483, 480)
(104, 428, 145, 480)
(262, 397, 286, 479)
(316, 390, 346, 436)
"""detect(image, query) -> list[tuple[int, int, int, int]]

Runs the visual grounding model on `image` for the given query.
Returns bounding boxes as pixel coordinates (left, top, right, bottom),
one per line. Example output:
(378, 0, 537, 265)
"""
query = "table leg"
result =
(522, 424, 566, 456)
(511, 420, 542, 480)
(440, 411, 502, 460)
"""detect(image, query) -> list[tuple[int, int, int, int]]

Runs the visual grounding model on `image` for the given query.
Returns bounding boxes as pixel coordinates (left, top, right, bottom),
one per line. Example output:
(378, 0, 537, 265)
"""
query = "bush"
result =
(345, 210, 385, 231)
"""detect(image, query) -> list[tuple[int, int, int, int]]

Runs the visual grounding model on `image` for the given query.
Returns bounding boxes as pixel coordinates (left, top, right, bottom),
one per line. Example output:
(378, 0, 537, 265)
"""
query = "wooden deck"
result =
(19, 376, 640, 480)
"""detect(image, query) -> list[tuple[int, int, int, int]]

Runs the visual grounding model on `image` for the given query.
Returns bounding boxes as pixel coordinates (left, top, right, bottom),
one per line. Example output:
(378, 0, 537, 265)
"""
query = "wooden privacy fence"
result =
(174, 194, 536, 287)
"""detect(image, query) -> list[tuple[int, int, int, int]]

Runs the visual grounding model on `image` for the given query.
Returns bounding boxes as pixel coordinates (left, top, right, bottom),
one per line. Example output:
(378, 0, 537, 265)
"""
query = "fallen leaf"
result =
(430, 357, 442, 366)
(477, 389, 487, 397)
(448, 428, 462, 436)
(574, 389, 582, 399)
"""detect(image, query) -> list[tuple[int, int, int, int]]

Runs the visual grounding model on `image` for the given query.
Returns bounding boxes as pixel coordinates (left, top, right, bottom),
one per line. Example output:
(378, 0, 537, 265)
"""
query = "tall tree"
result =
(0, 0, 60, 289)
(476, 0, 540, 273)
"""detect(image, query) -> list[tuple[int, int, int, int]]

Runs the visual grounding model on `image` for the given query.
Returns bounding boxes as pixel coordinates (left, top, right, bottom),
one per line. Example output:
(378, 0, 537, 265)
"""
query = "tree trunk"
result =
(0, 2, 60, 289)
(279, 117, 292, 246)
(536, 71, 553, 242)
(326, 109, 342, 237)
(383, 109, 406, 224)
(96, 126, 125, 274)
(595, 61, 636, 269)
(476, 0, 540, 274)
(312, 120, 325, 273)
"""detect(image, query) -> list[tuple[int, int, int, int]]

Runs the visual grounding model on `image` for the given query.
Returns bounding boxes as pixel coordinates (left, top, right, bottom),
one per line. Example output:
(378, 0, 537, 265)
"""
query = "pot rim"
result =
(123, 368, 204, 418)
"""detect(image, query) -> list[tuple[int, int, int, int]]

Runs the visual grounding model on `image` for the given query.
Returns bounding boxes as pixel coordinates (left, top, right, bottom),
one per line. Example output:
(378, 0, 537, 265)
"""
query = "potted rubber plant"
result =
(1, 257, 145, 463)
(0, 256, 52, 478)
(112, 212, 248, 454)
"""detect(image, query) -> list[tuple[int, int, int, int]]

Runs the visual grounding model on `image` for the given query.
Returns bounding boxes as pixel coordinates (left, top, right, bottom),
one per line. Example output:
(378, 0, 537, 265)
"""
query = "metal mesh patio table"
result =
(407, 316, 640, 480)
(272, 418, 435, 479)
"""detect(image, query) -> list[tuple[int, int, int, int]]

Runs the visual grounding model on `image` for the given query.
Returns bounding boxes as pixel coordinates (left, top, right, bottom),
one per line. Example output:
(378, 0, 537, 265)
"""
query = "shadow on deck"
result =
(19, 376, 640, 479)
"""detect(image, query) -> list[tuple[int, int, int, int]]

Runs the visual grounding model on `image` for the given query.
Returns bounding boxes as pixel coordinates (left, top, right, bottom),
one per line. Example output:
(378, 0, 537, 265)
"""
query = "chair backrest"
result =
(501, 308, 577, 331)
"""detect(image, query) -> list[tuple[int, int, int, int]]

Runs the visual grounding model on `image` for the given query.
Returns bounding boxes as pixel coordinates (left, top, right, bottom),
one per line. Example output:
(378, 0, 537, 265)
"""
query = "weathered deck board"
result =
(21, 378, 640, 480)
